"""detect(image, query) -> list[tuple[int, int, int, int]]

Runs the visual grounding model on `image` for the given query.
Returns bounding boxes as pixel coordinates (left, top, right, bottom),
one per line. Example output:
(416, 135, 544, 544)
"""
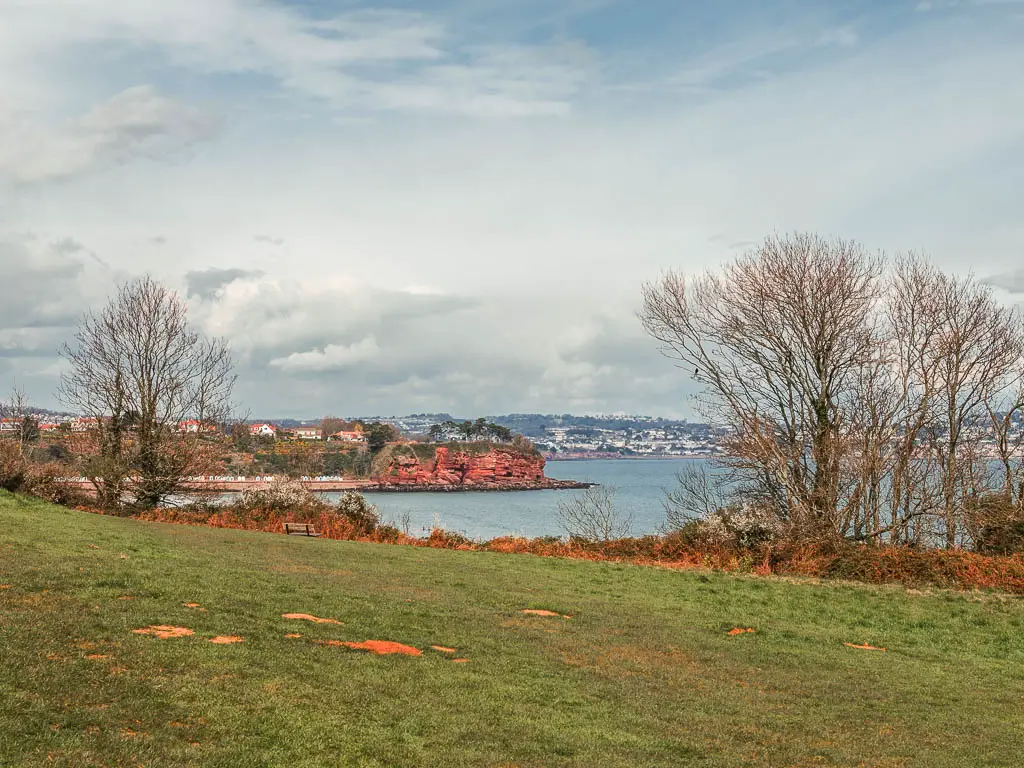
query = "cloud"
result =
(185, 268, 264, 300)
(50, 238, 86, 255)
(1, 1, 591, 119)
(0, 236, 115, 368)
(0, 86, 220, 184)
(269, 336, 380, 372)
(3, 1, 1024, 418)
(180, 271, 684, 417)
(982, 269, 1024, 293)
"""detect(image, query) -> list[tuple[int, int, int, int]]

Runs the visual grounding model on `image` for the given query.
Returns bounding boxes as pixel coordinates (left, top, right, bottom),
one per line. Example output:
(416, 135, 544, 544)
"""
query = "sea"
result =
(324, 458, 708, 541)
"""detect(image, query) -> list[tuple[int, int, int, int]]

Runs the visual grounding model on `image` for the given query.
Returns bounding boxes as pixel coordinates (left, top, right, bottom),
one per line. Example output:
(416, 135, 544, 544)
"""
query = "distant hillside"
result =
(484, 413, 695, 439)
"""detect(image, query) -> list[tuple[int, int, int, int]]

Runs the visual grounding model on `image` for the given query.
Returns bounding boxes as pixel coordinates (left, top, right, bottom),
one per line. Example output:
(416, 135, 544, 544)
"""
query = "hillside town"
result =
(283, 414, 731, 458)
(10, 409, 1024, 461)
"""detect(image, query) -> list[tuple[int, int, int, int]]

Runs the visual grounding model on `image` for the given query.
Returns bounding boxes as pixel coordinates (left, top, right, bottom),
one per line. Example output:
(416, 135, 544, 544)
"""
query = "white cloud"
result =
(0, 86, 218, 184)
(2, 1, 1023, 417)
(270, 337, 381, 372)
(0, 0, 590, 119)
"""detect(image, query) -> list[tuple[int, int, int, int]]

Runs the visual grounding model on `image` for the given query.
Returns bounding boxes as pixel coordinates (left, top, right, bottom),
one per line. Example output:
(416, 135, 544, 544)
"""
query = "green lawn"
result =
(1, 491, 1023, 767)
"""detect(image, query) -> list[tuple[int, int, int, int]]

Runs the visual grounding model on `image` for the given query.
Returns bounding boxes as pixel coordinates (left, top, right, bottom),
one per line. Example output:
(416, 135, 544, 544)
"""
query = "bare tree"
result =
(58, 277, 236, 509)
(662, 464, 732, 532)
(645, 238, 1024, 550)
(641, 233, 882, 540)
(320, 415, 347, 441)
(985, 379, 1024, 509)
(925, 270, 1024, 547)
(0, 385, 35, 454)
(557, 485, 633, 542)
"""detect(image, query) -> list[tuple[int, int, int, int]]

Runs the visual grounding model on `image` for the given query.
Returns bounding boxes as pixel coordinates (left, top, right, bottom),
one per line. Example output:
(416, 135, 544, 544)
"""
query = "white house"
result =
(249, 423, 277, 438)
(294, 426, 322, 440)
(178, 419, 218, 434)
(329, 430, 367, 443)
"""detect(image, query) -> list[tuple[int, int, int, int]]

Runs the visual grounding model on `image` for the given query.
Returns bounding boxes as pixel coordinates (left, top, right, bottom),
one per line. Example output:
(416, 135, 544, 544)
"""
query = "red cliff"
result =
(372, 445, 585, 491)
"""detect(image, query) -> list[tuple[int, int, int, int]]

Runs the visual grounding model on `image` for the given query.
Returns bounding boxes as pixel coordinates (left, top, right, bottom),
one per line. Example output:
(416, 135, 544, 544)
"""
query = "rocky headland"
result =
(370, 444, 590, 491)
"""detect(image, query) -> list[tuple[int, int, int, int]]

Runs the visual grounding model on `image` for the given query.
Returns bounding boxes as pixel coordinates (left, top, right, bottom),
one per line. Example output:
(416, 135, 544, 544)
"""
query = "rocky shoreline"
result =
(366, 478, 594, 493)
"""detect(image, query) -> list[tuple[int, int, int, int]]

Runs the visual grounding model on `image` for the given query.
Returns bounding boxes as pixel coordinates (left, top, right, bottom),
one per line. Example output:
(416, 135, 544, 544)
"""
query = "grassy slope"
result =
(1, 492, 1022, 767)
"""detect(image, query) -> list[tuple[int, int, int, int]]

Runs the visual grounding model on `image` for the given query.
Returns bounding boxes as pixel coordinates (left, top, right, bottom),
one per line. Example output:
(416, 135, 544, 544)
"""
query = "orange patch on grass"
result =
(284, 633, 302, 639)
(133, 625, 194, 639)
(0, 584, 10, 589)
(281, 613, 342, 624)
(522, 609, 570, 618)
(844, 642, 886, 652)
(334, 640, 422, 656)
(430, 645, 457, 653)
(451, 658, 470, 663)
(118, 595, 134, 600)
(86, 654, 108, 660)
(209, 636, 243, 645)
(182, 602, 203, 609)
(726, 627, 755, 636)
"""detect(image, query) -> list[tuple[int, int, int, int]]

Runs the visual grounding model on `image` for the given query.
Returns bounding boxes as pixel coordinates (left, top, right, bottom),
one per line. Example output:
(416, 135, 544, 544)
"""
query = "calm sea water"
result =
(326, 459, 707, 540)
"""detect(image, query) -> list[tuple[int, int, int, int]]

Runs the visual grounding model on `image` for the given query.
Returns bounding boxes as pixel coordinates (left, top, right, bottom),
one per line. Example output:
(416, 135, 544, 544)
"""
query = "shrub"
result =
(23, 462, 84, 506)
(969, 494, 1024, 555)
(680, 503, 784, 549)
(427, 528, 475, 549)
(335, 491, 380, 535)
(374, 524, 401, 543)
(976, 520, 1024, 555)
(0, 441, 27, 492)
(232, 479, 327, 519)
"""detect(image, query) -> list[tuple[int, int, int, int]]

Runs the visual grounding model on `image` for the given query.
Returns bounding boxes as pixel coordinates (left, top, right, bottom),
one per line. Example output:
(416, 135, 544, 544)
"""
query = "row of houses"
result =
(1, 415, 370, 445)
(246, 423, 366, 443)
(1, 416, 96, 433)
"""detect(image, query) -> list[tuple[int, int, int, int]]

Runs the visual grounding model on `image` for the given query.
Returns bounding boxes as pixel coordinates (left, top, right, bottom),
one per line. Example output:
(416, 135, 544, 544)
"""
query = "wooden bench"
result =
(284, 522, 320, 537)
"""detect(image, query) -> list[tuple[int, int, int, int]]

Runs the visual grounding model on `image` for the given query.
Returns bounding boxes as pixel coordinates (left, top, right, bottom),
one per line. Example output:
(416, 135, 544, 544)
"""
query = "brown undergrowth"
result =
(91, 505, 1024, 595)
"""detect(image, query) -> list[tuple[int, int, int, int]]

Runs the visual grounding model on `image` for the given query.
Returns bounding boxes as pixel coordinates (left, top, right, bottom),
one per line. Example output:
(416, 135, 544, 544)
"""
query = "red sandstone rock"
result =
(373, 446, 563, 489)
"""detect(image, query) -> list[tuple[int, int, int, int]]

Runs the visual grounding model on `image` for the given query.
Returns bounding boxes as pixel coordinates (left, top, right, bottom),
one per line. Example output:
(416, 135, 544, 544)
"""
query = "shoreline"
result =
(65, 478, 593, 494)
(366, 479, 593, 493)
(546, 454, 717, 461)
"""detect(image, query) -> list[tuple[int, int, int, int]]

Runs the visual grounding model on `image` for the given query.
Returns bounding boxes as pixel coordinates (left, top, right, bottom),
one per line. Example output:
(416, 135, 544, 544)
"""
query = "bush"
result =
(335, 491, 379, 535)
(375, 524, 401, 543)
(23, 462, 83, 506)
(969, 494, 1024, 555)
(679, 503, 784, 549)
(427, 528, 475, 549)
(0, 442, 89, 505)
(0, 441, 27, 492)
(232, 479, 327, 519)
(976, 520, 1024, 555)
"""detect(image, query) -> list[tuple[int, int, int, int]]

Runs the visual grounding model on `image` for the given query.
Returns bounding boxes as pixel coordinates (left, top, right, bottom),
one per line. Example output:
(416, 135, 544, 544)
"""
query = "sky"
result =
(1, 0, 1022, 419)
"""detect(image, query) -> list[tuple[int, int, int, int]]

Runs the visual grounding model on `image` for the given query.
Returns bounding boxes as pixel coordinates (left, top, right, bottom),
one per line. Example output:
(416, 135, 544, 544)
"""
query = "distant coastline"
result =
(546, 454, 717, 461)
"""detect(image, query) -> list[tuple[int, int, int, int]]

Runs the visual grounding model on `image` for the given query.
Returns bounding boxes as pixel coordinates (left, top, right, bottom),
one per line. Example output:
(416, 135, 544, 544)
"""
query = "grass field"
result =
(1, 491, 1023, 767)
